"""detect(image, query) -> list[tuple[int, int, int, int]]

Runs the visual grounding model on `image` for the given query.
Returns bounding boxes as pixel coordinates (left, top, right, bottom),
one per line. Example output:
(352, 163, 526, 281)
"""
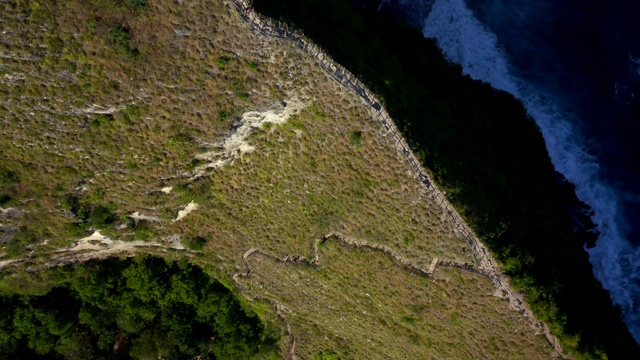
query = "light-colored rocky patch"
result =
(55, 231, 155, 252)
(190, 94, 309, 179)
(129, 212, 161, 222)
(174, 202, 199, 222)
(29, 232, 190, 271)
(0, 207, 22, 222)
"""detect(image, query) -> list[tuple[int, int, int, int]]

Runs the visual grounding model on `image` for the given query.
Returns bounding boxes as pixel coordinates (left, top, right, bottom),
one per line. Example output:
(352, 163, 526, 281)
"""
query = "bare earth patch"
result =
(190, 94, 310, 179)
(174, 202, 199, 222)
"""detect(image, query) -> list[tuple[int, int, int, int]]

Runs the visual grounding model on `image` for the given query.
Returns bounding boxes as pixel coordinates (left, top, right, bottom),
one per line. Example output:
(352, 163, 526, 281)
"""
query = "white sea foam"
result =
(423, 0, 640, 342)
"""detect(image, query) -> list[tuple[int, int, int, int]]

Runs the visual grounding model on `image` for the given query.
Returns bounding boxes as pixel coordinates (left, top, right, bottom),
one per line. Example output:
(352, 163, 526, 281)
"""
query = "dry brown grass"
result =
(238, 243, 552, 359)
(1, 0, 554, 358)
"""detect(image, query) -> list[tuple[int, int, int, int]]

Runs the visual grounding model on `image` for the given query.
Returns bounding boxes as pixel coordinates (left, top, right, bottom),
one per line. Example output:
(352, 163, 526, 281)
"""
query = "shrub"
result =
(89, 114, 112, 128)
(314, 351, 339, 360)
(248, 61, 259, 70)
(124, 0, 147, 10)
(217, 110, 230, 123)
(216, 56, 230, 68)
(184, 236, 208, 251)
(349, 130, 362, 146)
(88, 205, 117, 227)
(108, 26, 142, 62)
(0, 167, 19, 188)
(0, 166, 19, 205)
(122, 105, 141, 122)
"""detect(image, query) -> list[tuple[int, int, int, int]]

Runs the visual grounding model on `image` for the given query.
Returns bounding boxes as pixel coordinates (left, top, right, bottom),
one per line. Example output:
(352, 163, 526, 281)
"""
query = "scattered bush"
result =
(88, 204, 117, 227)
(248, 61, 259, 70)
(0, 167, 19, 189)
(108, 26, 142, 62)
(349, 130, 362, 146)
(314, 350, 339, 360)
(169, 133, 195, 145)
(89, 114, 112, 128)
(253, 0, 640, 357)
(217, 110, 230, 123)
(124, 0, 147, 10)
(0, 167, 19, 205)
(122, 104, 141, 123)
(216, 56, 230, 68)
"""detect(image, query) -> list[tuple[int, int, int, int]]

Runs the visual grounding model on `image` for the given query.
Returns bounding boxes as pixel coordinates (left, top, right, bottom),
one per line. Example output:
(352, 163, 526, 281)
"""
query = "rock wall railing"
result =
(228, 0, 502, 287)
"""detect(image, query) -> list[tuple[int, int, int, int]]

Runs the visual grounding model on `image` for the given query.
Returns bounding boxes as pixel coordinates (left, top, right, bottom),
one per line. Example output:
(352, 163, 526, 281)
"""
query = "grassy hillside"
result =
(252, 0, 639, 358)
(0, 0, 596, 358)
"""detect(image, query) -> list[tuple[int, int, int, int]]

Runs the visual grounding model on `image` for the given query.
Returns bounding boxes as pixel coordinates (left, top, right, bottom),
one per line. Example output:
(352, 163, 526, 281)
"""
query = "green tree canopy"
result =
(0, 256, 278, 359)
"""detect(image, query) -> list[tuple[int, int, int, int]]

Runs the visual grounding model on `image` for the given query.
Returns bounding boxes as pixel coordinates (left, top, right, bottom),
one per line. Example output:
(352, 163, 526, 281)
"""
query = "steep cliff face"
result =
(253, 0, 639, 358)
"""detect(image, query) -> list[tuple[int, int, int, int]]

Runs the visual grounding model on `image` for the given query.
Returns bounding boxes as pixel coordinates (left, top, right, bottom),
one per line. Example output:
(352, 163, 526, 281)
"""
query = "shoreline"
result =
(228, 0, 566, 356)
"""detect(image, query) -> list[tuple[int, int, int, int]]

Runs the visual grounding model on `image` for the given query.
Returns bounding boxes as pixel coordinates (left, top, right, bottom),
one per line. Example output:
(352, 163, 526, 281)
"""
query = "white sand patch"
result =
(174, 202, 199, 222)
(190, 94, 309, 179)
(129, 212, 161, 222)
(161, 186, 173, 194)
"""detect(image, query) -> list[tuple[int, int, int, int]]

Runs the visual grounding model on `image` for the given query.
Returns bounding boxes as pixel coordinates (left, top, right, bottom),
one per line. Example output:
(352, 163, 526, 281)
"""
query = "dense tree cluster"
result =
(0, 257, 278, 359)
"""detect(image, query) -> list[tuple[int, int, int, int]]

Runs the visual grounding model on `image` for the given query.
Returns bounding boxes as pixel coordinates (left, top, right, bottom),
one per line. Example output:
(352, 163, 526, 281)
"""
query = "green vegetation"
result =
(0, 0, 619, 357)
(253, 0, 639, 358)
(0, 256, 278, 359)
(349, 130, 362, 147)
(217, 109, 231, 123)
(314, 350, 339, 360)
(248, 61, 260, 70)
(216, 56, 230, 68)
(60, 193, 117, 230)
(184, 235, 208, 251)
(108, 26, 143, 62)
(124, 0, 147, 10)
(0, 167, 19, 206)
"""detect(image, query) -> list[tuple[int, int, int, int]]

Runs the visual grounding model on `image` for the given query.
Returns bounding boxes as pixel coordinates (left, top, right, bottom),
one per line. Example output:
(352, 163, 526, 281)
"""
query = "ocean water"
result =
(380, 0, 640, 342)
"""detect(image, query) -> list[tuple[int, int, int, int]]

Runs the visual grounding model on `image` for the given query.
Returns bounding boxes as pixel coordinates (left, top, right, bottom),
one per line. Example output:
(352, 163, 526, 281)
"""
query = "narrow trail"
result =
(233, 231, 566, 359)
(235, 231, 501, 288)
(228, 1, 567, 357)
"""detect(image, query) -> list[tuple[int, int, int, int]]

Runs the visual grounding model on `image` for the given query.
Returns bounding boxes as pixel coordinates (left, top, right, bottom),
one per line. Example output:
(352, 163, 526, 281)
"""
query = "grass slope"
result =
(251, 0, 640, 358)
(1, 0, 564, 358)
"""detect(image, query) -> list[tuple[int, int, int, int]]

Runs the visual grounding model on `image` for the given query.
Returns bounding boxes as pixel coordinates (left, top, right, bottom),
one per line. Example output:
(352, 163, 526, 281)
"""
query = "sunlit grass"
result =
(0, 0, 552, 357)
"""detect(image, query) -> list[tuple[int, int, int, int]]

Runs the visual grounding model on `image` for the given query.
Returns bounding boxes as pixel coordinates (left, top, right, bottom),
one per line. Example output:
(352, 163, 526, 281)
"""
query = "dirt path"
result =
(233, 230, 567, 359)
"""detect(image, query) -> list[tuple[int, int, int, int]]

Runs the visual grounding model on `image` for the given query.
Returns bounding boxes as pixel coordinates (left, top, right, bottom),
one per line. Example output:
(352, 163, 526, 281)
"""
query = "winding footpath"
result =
(228, 0, 567, 358)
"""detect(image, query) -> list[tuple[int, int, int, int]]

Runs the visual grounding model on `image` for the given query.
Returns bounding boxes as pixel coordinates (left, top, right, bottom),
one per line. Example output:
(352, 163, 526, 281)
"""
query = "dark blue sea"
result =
(380, 0, 640, 342)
